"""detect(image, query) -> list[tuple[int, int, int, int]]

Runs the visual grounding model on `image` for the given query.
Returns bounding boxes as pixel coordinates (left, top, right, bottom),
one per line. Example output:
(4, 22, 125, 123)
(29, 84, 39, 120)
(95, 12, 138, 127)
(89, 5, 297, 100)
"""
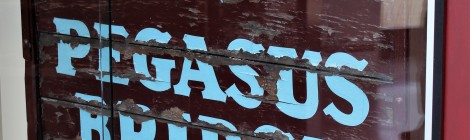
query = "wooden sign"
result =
(22, 0, 429, 139)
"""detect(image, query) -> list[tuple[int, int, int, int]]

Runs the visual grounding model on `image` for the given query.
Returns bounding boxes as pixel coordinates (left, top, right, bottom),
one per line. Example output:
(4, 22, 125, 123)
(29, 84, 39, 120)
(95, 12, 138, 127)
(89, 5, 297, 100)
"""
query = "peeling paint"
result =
(220, 0, 244, 4)
(159, 107, 187, 122)
(255, 131, 290, 140)
(265, 12, 295, 21)
(239, 21, 282, 40)
(317, 25, 339, 36)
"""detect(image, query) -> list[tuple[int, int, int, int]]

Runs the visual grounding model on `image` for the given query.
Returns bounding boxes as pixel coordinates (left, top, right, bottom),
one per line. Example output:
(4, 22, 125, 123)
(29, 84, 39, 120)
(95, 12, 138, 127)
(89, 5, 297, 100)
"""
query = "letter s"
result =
(323, 53, 369, 126)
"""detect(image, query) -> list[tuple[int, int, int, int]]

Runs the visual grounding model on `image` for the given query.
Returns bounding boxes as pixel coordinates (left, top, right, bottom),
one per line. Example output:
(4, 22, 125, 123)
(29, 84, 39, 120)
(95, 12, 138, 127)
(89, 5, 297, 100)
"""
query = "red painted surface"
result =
(445, 0, 470, 139)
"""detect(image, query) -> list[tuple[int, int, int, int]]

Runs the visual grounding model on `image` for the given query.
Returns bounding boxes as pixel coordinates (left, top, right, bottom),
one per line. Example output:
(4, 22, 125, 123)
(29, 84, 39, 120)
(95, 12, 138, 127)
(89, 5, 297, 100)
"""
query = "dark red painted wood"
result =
(22, 0, 430, 139)
(21, 0, 41, 139)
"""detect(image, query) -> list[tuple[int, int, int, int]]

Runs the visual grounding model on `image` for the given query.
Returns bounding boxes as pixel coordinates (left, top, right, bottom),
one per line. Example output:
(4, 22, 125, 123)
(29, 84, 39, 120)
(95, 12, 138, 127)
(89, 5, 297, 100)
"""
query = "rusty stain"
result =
(119, 112, 157, 124)
(116, 99, 147, 113)
(39, 33, 394, 83)
(159, 107, 187, 122)
(42, 97, 111, 116)
(257, 66, 282, 98)
(194, 121, 233, 132)
(255, 131, 290, 140)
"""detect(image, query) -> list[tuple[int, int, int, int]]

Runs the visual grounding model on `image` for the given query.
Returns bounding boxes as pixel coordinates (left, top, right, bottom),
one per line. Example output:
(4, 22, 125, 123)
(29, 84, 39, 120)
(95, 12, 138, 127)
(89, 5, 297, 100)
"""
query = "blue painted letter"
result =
(226, 66, 264, 109)
(96, 47, 129, 85)
(183, 34, 207, 51)
(80, 110, 111, 140)
(93, 23, 130, 85)
(225, 39, 265, 108)
(174, 58, 227, 102)
(134, 28, 174, 91)
(268, 47, 322, 119)
(119, 104, 156, 140)
(135, 28, 172, 43)
(75, 93, 111, 140)
(53, 18, 91, 76)
(168, 113, 191, 140)
(324, 52, 369, 126)
(198, 115, 240, 140)
(133, 54, 175, 92)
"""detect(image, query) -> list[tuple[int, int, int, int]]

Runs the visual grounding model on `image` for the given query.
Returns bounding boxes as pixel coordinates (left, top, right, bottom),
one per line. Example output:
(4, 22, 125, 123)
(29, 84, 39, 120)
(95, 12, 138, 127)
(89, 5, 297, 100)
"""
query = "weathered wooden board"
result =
(30, 0, 428, 139)
(41, 97, 266, 140)
(34, 0, 410, 79)
(37, 32, 420, 139)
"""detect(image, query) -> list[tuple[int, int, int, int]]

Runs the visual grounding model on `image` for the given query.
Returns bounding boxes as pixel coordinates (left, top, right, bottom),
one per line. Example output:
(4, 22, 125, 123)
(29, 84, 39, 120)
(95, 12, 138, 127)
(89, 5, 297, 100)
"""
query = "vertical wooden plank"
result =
(444, 0, 470, 139)
(21, 0, 41, 139)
